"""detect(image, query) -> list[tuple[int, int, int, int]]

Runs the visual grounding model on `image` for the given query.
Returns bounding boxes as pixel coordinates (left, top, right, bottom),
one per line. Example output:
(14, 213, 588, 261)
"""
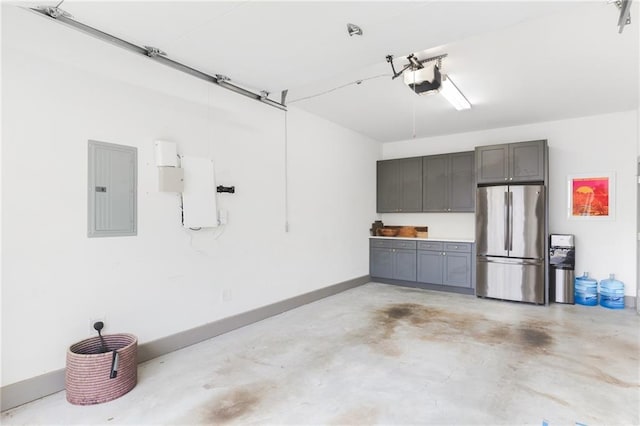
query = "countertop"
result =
(370, 236, 475, 243)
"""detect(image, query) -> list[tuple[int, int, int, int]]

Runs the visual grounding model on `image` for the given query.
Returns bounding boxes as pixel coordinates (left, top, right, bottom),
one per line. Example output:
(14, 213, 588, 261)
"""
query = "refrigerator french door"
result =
(476, 185, 545, 304)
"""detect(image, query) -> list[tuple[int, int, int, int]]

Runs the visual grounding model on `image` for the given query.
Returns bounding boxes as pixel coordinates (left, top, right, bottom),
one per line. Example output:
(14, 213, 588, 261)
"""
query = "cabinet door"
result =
(509, 140, 545, 183)
(417, 250, 444, 285)
(476, 145, 509, 184)
(449, 151, 475, 212)
(399, 158, 423, 212)
(376, 160, 400, 213)
(443, 252, 471, 288)
(393, 249, 417, 281)
(370, 247, 393, 279)
(422, 155, 448, 212)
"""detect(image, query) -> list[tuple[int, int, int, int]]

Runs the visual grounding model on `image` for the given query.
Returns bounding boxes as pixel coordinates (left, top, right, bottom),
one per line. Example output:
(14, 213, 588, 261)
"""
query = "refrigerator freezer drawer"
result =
(476, 257, 544, 304)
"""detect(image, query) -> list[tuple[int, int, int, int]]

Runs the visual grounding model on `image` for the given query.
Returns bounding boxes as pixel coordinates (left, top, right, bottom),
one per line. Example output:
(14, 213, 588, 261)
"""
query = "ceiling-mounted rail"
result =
(386, 53, 448, 80)
(26, 7, 287, 111)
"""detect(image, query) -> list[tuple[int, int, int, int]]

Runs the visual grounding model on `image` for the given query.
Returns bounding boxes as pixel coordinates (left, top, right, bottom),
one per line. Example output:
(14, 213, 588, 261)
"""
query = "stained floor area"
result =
(3, 282, 640, 425)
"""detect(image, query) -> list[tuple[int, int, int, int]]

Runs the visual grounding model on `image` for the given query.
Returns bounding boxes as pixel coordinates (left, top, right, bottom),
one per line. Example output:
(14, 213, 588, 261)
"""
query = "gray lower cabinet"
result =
(394, 248, 417, 281)
(370, 246, 394, 279)
(417, 249, 444, 284)
(371, 239, 473, 292)
(443, 251, 472, 287)
(417, 241, 472, 288)
(370, 239, 417, 281)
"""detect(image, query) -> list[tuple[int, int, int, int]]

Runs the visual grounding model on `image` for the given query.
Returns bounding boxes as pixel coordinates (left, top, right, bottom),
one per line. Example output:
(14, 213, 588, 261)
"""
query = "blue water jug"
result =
(575, 272, 598, 306)
(600, 273, 625, 309)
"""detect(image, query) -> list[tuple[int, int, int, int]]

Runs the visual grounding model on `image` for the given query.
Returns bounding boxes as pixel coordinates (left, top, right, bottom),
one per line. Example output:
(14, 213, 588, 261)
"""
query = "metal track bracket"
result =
(27, 6, 287, 111)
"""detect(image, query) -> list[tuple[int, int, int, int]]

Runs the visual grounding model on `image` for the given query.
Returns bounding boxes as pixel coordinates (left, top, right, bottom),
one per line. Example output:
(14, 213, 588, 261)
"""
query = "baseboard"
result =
(0, 369, 66, 414)
(624, 295, 636, 309)
(371, 278, 475, 296)
(136, 275, 369, 363)
(1, 275, 369, 412)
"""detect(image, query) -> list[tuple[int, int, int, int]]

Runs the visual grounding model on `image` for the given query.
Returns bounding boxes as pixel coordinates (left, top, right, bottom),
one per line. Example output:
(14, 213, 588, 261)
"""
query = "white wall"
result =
(1, 7, 379, 386)
(382, 111, 639, 297)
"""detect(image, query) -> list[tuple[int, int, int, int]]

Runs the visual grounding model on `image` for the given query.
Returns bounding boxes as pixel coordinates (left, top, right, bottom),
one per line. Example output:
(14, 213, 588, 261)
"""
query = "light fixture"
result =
(403, 63, 442, 96)
(440, 74, 471, 110)
(386, 53, 471, 110)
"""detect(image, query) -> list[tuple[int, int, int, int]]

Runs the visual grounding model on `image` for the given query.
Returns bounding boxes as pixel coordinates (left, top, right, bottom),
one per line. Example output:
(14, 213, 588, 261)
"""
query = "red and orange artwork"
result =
(572, 177, 609, 216)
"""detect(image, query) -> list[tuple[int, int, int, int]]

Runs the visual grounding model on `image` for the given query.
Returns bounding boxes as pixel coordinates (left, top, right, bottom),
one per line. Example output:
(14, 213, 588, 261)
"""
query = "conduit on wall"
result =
(27, 6, 288, 111)
(284, 111, 290, 233)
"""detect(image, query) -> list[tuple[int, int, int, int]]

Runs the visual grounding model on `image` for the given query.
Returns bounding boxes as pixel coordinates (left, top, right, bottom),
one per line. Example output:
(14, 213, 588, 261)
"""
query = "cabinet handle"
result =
(504, 177, 508, 181)
(453, 245, 458, 249)
(509, 177, 513, 181)
(442, 252, 446, 256)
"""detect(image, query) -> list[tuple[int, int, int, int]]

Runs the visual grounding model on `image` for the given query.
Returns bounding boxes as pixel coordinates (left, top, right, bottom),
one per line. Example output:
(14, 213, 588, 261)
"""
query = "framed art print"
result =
(567, 173, 615, 220)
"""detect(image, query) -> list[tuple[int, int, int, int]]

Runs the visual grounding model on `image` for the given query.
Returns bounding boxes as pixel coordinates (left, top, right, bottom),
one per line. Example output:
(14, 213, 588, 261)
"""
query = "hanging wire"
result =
(412, 68, 417, 139)
(208, 83, 215, 161)
(288, 74, 391, 104)
(284, 111, 289, 233)
(207, 83, 226, 240)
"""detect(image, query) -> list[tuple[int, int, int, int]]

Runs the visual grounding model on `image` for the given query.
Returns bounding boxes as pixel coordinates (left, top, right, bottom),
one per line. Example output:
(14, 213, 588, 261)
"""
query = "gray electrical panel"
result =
(88, 140, 137, 237)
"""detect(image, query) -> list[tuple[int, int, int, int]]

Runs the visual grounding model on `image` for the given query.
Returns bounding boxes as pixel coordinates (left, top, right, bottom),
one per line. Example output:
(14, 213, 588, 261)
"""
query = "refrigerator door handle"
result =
(479, 256, 543, 266)
(504, 191, 509, 251)
(508, 191, 514, 251)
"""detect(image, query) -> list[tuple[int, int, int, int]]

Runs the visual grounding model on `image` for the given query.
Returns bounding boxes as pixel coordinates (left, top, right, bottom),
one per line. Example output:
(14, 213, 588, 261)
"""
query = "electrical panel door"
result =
(88, 140, 137, 237)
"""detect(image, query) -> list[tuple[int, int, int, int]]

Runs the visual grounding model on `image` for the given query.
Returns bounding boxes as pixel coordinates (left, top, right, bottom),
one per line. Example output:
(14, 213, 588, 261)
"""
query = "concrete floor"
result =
(3, 282, 639, 425)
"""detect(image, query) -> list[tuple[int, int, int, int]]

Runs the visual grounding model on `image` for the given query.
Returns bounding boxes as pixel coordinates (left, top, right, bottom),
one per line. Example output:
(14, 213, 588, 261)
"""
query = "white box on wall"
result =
(181, 156, 218, 228)
(154, 140, 178, 167)
(158, 167, 184, 192)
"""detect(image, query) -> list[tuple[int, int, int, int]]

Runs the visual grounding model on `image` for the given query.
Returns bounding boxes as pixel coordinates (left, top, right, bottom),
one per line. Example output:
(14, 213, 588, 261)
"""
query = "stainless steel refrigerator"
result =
(476, 185, 546, 304)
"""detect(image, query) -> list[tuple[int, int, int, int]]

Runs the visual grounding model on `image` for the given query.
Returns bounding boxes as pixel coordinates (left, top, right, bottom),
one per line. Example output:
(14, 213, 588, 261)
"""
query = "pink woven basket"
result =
(66, 333, 138, 405)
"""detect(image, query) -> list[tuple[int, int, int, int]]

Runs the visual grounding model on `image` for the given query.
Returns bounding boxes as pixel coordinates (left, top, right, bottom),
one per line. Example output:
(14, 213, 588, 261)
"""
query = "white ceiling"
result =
(23, 1, 640, 142)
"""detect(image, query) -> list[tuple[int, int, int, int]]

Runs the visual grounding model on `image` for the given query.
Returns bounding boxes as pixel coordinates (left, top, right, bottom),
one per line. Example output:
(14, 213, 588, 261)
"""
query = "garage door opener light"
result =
(387, 53, 471, 110)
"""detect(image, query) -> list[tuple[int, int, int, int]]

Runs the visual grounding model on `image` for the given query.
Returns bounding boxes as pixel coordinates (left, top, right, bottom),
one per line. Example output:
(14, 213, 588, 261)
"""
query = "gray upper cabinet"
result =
(400, 158, 423, 212)
(422, 155, 448, 212)
(423, 151, 475, 212)
(509, 141, 545, 182)
(377, 160, 400, 212)
(476, 145, 508, 183)
(377, 157, 422, 213)
(476, 140, 546, 184)
(449, 152, 475, 211)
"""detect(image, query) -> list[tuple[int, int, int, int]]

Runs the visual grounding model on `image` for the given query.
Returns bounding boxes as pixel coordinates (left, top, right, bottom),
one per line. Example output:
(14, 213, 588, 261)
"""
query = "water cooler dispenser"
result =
(549, 234, 575, 304)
